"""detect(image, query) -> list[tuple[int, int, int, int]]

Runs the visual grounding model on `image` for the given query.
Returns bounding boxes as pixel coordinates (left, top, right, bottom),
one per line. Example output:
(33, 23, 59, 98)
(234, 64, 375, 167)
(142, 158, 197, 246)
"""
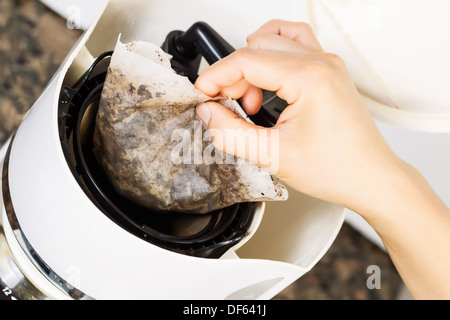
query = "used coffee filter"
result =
(93, 38, 288, 214)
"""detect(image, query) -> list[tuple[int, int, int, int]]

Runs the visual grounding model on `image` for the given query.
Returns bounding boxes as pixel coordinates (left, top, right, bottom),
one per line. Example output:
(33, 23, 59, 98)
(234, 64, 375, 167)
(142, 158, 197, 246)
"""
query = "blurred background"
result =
(0, 0, 412, 299)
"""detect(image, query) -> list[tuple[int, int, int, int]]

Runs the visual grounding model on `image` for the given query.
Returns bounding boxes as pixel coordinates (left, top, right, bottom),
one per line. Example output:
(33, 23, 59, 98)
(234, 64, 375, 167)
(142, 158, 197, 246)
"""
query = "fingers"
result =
(240, 84, 263, 115)
(195, 20, 326, 107)
(196, 45, 347, 108)
(247, 32, 321, 55)
(196, 101, 258, 160)
(196, 101, 279, 172)
(247, 19, 323, 52)
(195, 20, 324, 115)
(216, 79, 263, 115)
(195, 48, 305, 106)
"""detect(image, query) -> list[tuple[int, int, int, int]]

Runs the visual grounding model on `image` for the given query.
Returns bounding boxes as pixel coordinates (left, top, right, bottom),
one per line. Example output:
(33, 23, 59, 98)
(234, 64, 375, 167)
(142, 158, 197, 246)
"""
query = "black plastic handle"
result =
(176, 21, 235, 64)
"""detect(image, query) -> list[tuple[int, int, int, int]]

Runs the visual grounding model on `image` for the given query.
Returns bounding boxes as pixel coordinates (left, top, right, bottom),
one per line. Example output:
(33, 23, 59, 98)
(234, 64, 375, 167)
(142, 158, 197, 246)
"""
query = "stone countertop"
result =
(0, 0, 81, 144)
(0, 0, 403, 300)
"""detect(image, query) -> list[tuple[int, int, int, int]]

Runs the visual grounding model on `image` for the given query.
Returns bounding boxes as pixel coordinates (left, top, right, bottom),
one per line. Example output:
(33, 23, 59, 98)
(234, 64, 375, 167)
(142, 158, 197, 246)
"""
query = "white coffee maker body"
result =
(0, 0, 345, 300)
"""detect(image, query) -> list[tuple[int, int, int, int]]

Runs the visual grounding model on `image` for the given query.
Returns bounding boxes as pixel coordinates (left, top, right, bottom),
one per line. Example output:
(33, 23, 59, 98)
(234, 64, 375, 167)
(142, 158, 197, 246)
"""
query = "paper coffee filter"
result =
(94, 38, 288, 214)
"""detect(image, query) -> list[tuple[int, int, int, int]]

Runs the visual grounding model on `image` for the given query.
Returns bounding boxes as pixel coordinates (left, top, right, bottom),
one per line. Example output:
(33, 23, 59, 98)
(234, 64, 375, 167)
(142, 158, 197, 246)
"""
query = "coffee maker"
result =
(0, 0, 345, 300)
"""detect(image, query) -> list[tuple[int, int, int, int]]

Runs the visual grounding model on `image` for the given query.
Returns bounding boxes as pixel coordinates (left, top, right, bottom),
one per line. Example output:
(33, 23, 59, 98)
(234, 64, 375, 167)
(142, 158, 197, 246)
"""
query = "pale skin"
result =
(194, 20, 450, 299)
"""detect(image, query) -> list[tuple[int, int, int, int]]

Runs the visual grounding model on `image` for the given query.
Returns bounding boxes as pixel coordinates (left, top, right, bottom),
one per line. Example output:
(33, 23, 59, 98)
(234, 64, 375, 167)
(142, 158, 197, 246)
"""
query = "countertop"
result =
(0, 0, 404, 300)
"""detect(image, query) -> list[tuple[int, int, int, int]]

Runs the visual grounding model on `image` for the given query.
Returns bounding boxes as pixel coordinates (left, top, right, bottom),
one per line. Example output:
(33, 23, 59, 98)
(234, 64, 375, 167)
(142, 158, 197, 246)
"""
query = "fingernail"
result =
(196, 103, 211, 128)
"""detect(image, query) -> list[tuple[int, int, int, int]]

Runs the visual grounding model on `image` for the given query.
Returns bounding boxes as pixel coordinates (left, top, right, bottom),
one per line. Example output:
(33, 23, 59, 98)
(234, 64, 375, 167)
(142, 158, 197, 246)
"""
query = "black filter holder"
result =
(58, 51, 256, 259)
(57, 22, 285, 258)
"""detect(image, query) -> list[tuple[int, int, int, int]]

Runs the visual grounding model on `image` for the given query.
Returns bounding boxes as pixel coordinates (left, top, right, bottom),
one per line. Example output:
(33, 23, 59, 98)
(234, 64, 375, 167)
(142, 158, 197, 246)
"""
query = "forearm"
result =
(355, 159, 450, 299)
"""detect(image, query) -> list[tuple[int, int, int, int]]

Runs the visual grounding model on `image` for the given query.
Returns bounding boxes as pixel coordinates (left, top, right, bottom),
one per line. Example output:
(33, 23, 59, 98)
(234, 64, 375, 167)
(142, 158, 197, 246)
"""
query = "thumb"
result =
(196, 101, 280, 173)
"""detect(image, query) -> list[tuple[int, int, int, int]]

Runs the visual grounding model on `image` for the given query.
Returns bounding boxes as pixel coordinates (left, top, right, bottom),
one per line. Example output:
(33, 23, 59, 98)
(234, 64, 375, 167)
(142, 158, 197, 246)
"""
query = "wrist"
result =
(342, 156, 413, 219)
(352, 157, 448, 226)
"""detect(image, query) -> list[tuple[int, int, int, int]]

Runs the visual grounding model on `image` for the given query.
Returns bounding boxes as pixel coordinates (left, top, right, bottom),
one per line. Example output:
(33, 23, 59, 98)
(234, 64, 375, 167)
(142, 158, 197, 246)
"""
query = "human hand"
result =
(194, 19, 403, 215)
